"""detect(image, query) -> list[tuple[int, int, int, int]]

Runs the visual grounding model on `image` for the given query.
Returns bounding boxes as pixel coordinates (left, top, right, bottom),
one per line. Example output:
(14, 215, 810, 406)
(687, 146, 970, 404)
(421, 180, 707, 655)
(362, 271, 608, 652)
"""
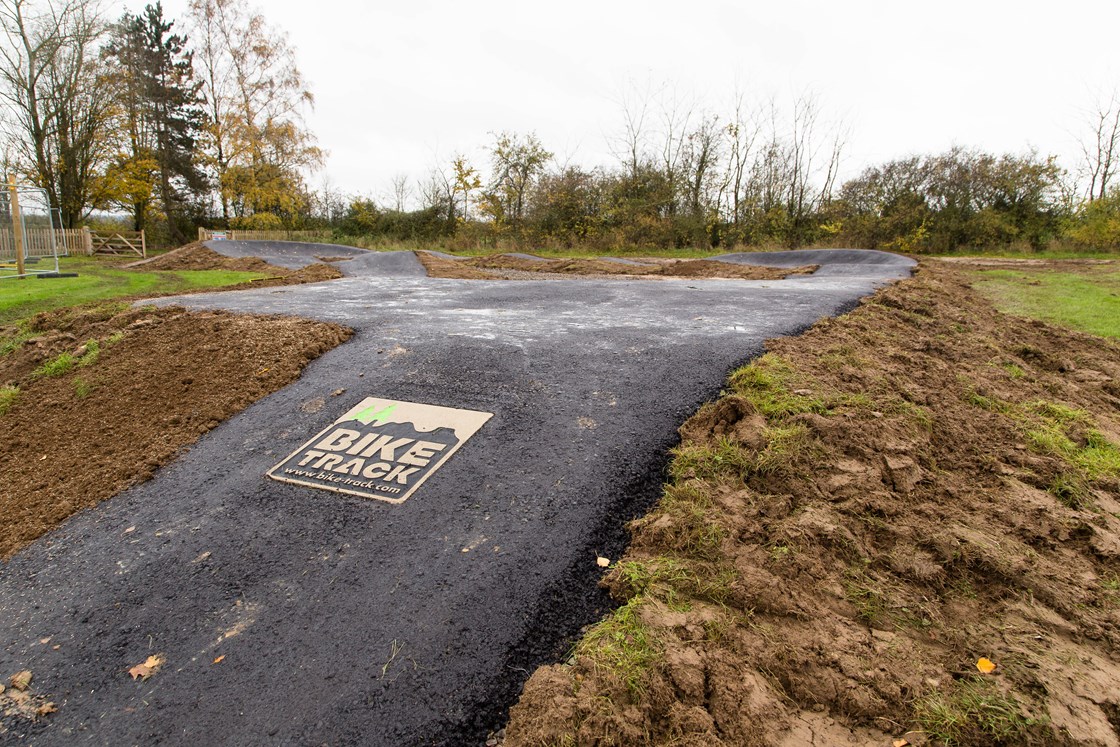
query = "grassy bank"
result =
(968, 263, 1120, 339)
(0, 255, 267, 325)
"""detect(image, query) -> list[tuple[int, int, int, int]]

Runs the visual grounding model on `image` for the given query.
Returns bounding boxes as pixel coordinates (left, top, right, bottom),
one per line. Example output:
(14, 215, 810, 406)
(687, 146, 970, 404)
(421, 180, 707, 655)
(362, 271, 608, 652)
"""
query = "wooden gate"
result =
(89, 230, 146, 257)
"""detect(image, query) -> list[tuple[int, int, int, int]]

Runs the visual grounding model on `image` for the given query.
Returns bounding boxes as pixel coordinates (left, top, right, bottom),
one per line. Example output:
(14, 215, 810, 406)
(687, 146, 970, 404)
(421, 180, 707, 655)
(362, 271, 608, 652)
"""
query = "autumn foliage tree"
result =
(187, 0, 321, 228)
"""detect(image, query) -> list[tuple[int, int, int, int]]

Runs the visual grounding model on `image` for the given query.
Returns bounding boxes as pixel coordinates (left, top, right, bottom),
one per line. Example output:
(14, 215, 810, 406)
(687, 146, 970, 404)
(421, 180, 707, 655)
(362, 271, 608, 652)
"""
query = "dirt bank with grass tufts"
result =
(504, 261, 1120, 747)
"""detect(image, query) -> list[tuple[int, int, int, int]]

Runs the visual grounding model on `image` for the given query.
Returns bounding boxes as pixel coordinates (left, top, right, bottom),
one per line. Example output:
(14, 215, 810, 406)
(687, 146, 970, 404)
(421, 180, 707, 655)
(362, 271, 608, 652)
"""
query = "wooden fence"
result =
(198, 228, 334, 243)
(0, 227, 85, 259)
(0, 227, 145, 258)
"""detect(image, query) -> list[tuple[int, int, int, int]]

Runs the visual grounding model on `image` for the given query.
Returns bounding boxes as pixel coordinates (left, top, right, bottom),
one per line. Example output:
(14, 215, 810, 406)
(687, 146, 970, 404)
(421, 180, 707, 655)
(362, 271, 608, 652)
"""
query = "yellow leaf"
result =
(128, 654, 164, 680)
(893, 739, 910, 747)
(976, 657, 996, 674)
(213, 655, 225, 665)
(596, 556, 611, 568)
(9, 670, 32, 691)
(37, 702, 57, 716)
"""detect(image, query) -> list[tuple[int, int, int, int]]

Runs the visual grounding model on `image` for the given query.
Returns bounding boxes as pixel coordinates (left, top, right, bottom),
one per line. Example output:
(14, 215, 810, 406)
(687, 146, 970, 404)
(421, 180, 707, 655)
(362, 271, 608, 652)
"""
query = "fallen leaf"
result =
(9, 670, 32, 691)
(128, 654, 164, 680)
(123, 526, 136, 534)
(976, 657, 996, 674)
(192, 551, 211, 564)
(596, 556, 611, 568)
(52, 645, 60, 651)
(36, 702, 57, 716)
(212, 655, 225, 665)
(893, 739, 910, 747)
(39, 637, 51, 645)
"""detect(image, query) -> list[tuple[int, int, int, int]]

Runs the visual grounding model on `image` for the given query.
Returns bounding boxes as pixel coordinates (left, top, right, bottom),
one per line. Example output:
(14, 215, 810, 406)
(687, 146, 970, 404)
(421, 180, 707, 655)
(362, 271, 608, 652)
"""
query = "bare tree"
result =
(679, 112, 722, 217)
(610, 79, 652, 179)
(723, 92, 760, 228)
(419, 165, 453, 222)
(1079, 90, 1120, 201)
(388, 172, 411, 212)
(0, 0, 112, 226)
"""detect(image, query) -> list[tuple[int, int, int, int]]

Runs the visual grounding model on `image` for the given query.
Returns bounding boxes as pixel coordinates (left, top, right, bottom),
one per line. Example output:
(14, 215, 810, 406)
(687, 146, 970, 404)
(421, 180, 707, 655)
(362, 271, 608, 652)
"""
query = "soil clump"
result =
(417, 251, 815, 281)
(505, 261, 1120, 746)
(0, 304, 350, 558)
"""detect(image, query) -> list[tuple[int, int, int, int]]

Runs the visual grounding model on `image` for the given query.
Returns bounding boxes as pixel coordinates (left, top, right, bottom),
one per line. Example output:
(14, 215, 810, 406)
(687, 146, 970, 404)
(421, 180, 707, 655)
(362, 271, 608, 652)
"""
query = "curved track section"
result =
(0, 245, 914, 746)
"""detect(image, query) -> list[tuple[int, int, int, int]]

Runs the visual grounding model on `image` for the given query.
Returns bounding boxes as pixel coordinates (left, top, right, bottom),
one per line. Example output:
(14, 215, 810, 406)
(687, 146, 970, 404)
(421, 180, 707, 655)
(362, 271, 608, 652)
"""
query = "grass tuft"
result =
(574, 598, 658, 694)
(73, 377, 93, 399)
(914, 677, 1044, 745)
(33, 351, 75, 378)
(729, 354, 828, 417)
(0, 384, 18, 415)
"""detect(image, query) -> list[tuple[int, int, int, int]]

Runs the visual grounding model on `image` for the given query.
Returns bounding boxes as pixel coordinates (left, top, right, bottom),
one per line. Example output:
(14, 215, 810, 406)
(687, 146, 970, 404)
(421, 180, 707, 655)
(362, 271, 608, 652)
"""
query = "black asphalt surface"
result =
(0, 245, 915, 745)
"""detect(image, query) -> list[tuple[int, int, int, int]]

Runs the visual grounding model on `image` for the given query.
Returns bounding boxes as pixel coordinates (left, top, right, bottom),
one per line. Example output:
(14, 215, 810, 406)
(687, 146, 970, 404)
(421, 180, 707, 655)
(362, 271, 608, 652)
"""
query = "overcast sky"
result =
(152, 0, 1120, 201)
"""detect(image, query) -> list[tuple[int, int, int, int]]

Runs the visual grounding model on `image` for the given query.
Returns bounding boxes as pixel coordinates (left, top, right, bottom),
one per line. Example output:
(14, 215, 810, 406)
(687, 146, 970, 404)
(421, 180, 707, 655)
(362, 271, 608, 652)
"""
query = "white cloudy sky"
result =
(152, 0, 1119, 200)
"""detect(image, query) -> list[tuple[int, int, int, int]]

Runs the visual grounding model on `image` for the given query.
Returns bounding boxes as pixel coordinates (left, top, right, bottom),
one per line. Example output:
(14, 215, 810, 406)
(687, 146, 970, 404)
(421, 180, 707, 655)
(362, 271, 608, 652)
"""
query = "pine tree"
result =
(105, 3, 205, 242)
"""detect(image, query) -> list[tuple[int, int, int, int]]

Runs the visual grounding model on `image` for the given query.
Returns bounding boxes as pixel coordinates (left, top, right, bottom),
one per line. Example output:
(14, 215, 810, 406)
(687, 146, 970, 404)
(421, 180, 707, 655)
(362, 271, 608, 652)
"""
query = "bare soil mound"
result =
(505, 262, 1120, 746)
(417, 252, 815, 281)
(0, 305, 350, 559)
(128, 244, 343, 287)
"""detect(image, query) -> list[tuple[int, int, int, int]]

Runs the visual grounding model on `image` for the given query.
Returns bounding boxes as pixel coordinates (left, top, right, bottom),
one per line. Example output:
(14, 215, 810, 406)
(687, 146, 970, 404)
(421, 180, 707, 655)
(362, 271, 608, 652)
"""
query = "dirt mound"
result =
(0, 304, 350, 559)
(505, 262, 1120, 746)
(133, 243, 274, 272)
(662, 259, 815, 279)
(417, 252, 816, 281)
(128, 244, 344, 287)
(415, 252, 495, 280)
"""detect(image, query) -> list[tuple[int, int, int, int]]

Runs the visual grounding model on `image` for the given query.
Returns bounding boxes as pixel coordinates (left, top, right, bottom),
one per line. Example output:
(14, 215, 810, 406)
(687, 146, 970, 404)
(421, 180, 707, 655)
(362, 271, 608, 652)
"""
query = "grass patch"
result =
(0, 322, 35, 356)
(645, 482, 726, 559)
(729, 354, 828, 417)
(1048, 473, 1093, 509)
(33, 351, 75, 378)
(73, 377, 93, 399)
(755, 423, 815, 474)
(0, 384, 17, 415)
(970, 267, 1120, 338)
(962, 390, 1120, 484)
(914, 677, 1043, 745)
(613, 556, 736, 608)
(0, 255, 267, 325)
(670, 438, 755, 482)
(78, 339, 101, 367)
(573, 597, 659, 694)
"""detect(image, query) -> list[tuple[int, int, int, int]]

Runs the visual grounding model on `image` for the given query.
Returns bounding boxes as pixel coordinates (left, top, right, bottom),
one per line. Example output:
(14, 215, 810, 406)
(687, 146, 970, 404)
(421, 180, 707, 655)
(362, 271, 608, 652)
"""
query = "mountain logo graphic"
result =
(267, 398, 492, 504)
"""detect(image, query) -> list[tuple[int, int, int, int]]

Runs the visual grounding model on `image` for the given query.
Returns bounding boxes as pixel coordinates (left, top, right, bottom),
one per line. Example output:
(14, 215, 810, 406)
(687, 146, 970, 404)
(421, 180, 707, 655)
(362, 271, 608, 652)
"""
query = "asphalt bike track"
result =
(0, 245, 914, 745)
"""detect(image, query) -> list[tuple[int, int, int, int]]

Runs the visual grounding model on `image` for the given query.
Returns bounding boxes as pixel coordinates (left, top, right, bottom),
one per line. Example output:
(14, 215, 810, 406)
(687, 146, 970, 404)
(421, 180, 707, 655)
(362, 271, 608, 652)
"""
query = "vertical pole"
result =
(140, 229, 146, 258)
(7, 176, 25, 277)
(82, 226, 92, 254)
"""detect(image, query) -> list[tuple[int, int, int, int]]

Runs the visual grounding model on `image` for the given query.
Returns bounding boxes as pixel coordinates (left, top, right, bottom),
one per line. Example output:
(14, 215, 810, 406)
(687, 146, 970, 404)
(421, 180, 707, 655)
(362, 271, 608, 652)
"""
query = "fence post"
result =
(82, 226, 93, 255)
(7, 176, 24, 276)
(140, 229, 146, 258)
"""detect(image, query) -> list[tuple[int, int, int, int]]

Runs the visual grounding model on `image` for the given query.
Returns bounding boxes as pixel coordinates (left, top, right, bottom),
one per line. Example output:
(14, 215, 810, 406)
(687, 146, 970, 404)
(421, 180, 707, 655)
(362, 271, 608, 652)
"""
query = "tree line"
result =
(0, 0, 318, 244)
(1, 0, 1117, 253)
(337, 91, 1120, 254)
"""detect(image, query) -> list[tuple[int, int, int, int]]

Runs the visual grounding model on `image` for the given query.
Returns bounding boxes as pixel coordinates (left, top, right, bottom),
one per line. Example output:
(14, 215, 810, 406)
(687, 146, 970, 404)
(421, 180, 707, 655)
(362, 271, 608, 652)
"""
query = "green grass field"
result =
(970, 265, 1120, 338)
(0, 255, 266, 325)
